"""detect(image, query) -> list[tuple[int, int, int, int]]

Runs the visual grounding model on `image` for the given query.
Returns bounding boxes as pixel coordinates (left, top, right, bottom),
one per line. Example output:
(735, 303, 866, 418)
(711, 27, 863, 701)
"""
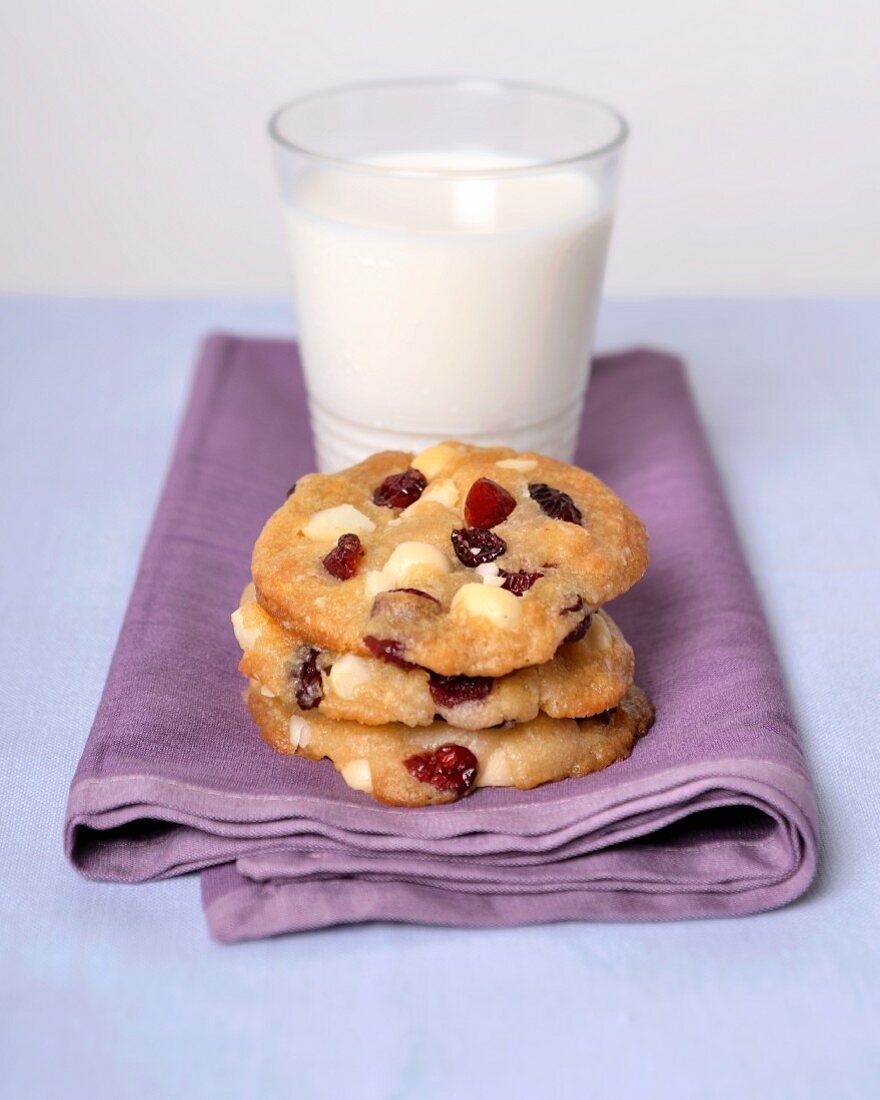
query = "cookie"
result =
(246, 682, 654, 806)
(252, 443, 647, 676)
(234, 584, 635, 729)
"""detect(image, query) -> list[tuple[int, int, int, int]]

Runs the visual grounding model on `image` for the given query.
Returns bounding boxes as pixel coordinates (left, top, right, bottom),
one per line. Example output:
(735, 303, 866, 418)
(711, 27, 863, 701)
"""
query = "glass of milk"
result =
(269, 79, 627, 472)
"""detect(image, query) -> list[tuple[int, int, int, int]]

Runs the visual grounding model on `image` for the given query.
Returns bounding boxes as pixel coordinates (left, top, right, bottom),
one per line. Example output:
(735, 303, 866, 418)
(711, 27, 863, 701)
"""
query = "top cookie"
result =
(252, 442, 648, 677)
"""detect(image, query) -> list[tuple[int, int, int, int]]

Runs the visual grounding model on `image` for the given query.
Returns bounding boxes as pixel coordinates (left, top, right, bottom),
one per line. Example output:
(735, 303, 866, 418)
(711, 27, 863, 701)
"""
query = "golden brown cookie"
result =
(252, 443, 647, 676)
(246, 681, 654, 806)
(234, 584, 635, 729)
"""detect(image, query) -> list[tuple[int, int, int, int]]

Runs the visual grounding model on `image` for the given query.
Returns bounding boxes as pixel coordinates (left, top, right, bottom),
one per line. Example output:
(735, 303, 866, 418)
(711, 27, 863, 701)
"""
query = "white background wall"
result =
(1, 0, 878, 297)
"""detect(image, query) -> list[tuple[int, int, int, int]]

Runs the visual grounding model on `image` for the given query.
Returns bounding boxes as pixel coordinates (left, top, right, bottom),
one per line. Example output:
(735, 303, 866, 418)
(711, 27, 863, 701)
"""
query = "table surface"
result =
(2, 297, 878, 1098)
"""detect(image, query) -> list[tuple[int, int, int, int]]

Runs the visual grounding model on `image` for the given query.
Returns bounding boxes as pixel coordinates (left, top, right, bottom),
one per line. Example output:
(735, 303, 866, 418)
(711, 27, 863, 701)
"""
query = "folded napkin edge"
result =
(64, 755, 818, 888)
(201, 846, 819, 944)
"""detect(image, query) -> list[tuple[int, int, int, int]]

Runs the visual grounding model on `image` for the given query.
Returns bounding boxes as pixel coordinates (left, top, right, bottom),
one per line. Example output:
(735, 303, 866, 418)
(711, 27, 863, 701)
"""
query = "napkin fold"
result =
(64, 336, 818, 941)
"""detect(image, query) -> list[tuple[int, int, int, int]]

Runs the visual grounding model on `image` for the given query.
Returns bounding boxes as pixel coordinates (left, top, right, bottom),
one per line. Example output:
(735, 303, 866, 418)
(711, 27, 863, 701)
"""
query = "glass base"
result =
(309, 396, 585, 472)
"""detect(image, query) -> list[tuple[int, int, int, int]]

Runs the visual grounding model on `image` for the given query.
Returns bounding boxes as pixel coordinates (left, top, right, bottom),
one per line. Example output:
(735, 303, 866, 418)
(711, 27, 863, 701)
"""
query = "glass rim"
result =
(267, 76, 629, 179)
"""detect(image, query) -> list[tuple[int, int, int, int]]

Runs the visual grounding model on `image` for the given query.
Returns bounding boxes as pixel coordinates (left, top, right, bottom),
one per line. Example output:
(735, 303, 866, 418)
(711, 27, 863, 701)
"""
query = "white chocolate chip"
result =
(451, 583, 523, 629)
(496, 458, 538, 473)
(327, 653, 372, 699)
(382, 541, 452, 586)
(301, 504, 376, 542)
(341, 758, 373, 793)
(475, 562, 505, 587)
(364, 569, 396, 598)
(260, 685, 275, 698)
(289, 714, 311, 750)
(416, 478, 460, 509)
(230, 608, 262, 652)
(411, 443, 463, 481)
(585, 614, 612, 651)
(477, 748, 513, 786)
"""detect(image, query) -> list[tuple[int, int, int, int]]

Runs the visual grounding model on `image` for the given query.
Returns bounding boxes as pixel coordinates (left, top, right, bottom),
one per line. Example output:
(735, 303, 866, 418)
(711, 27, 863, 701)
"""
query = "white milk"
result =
(282, 151, 613, 471)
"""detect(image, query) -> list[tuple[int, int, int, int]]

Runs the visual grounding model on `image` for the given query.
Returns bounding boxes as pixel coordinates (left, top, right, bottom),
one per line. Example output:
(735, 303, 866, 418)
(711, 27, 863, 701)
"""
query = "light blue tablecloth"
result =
(2, 297, 877, 1098)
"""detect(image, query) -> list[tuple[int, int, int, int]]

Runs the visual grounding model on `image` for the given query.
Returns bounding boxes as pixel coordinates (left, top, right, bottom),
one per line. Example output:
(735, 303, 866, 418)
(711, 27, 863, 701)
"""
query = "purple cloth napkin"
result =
(64, 335, 818, 942)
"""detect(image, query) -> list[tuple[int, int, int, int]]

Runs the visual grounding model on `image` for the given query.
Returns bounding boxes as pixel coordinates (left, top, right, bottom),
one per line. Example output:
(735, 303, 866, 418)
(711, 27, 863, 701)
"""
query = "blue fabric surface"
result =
(1, 297, 878, 1097)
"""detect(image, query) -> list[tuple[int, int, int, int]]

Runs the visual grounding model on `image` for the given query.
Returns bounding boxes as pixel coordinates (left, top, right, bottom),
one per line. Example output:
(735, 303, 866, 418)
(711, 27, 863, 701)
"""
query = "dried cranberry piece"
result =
(285, 481, 298, 499)
(322, 533, 365, 580)
(292, 647, 323, 710)
(451, 527, 506, 567)
(560, 597, 590, 642)
(363, 635, 420, 670)
(404, 743, 478, 795)
(429, 673, 493, 709)
(371, 589, 442, 623)
(563, 612, 593, 645)
(528, 482, 584, 525)
(388, 587, 441, 605)
(372, 467, 427, 509)
(464, 478, 516, 528)
(499, 568, 543, 596)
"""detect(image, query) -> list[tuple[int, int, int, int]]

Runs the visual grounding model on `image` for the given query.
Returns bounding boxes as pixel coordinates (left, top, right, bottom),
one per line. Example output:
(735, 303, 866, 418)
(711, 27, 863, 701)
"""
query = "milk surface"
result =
(283, 150, 613, 471)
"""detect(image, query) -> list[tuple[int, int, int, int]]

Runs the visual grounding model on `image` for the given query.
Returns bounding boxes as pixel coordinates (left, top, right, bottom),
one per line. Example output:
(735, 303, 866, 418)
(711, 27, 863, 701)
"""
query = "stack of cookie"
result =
(233, 443, 653, 806)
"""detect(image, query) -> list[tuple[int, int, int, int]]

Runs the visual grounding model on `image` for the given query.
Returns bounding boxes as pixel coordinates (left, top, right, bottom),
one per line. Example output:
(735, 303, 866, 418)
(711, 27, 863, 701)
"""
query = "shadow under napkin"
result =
(64, 337, 818, 941)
